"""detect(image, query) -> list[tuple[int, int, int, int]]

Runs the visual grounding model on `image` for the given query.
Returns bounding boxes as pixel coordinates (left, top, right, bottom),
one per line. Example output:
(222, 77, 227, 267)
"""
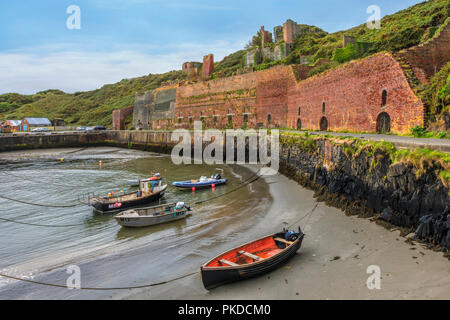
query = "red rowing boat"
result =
(200, 228, 304, 290)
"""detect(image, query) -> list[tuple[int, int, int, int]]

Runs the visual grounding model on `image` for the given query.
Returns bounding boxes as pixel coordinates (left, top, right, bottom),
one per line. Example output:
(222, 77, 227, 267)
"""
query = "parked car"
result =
(76, 126, 87, 131)
(31, 127, 51, 132)
(85, 127, 95, 131)
(93, 126, 107, 131)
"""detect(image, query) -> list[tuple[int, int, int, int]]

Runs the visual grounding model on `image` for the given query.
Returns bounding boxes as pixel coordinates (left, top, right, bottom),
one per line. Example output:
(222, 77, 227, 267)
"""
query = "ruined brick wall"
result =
(255, 66, 294, 128)
(151, 87, 177, 129)
(175, 72, 258, 129)
(174, 66, 295, 129)
(133, 92, 153, 130)
(182, 62, 201, 73)
(182, 62, 201, 80)
(397, 19, 450, 83)
(133, 87, 176, 130)
(112, 106, 134, 130)
(287, 53, 425, 134)
(260, 26, 273, 47)
(202, 54, 214, 79)
(283, 19, 304, 44)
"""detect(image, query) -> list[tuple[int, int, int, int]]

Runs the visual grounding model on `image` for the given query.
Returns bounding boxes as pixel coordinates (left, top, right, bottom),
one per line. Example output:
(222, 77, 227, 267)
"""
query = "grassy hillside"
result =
(0, 0, 448, 127)
(0, 71, 186, 127)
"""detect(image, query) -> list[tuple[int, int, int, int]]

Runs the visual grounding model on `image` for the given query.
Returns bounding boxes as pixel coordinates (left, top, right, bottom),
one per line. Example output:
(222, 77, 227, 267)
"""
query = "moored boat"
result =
(114, 202, 192, 228)
(87, 177, 167, 213)
(200, 228, 304, 290)
(173, 174, 227, 190)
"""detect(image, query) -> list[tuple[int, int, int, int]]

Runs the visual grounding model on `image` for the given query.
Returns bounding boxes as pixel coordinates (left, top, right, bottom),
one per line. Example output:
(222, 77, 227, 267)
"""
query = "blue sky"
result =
(0, 0, 423, 94)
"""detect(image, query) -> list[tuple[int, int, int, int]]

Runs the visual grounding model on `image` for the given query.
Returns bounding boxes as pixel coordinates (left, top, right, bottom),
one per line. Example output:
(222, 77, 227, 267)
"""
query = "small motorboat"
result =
(200, 228, 304, 290)
(173, 174, 227, 190)
(114, 202, 192, 228)
(87, 177, 167, 213)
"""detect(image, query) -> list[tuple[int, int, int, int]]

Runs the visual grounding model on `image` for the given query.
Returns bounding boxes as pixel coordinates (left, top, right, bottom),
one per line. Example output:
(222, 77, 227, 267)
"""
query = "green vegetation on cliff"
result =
(0, 71, 185, 127)
(281, 132, 450, 186)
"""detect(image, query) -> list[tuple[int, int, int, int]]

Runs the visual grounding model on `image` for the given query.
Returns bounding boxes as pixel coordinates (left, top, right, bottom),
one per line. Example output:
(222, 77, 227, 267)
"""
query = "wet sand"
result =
(128, 169, 450, 300)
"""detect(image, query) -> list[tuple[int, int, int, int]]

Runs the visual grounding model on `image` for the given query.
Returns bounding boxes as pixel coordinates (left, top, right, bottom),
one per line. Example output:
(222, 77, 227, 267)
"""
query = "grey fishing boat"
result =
(114, 202, 192, 228)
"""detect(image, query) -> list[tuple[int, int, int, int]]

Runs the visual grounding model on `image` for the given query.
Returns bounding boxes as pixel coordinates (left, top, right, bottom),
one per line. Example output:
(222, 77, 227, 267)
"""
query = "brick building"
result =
(118, 20, 449, 134)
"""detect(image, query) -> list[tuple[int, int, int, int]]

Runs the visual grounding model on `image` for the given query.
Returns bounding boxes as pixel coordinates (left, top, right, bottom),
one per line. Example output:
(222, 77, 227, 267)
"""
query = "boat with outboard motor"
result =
(173, 174, 227, 190)
(200, 228, 304, 290)
(114, 202, 192, 228)
(87, 174, 167, 213)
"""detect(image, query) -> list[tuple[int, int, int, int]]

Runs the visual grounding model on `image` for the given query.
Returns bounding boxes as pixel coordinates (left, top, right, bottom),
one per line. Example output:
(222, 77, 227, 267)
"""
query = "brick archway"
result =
(376, 112, 391, 133)
(297, 118, 302, 130)
(320, 116, 328, 131)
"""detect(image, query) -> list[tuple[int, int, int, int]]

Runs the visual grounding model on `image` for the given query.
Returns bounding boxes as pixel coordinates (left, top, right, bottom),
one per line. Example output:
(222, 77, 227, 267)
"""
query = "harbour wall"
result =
(0, 130, 448, 251)
(0, 132, 107, 153)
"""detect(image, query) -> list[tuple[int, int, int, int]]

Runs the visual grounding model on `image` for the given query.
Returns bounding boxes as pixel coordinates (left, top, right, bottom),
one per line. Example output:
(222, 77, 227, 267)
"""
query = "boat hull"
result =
(115, 210, 190, 228)
(200, 233, 304, 290)
(173, 179, 227, 189)
(91, 186, 167, 213)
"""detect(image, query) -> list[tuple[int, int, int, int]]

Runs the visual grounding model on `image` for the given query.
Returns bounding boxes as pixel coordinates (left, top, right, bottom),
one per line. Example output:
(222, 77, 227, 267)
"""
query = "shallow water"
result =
(0, 147, 272, 294)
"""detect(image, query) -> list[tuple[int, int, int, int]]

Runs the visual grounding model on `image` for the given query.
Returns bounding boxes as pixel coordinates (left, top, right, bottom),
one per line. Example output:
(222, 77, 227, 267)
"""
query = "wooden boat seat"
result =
(219, 259, 239, 267)
(274, 237, 294, 246)
(238, 250, 263, 261)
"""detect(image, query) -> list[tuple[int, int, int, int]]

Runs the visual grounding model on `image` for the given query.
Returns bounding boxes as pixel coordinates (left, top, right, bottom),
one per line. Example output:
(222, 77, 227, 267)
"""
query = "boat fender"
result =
(285, 231, 299, 242)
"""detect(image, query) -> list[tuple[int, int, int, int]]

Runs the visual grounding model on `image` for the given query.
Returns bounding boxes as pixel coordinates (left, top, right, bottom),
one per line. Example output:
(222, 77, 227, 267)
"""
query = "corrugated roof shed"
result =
(24, 118, 52, 126)
(7, 120, 22, 126)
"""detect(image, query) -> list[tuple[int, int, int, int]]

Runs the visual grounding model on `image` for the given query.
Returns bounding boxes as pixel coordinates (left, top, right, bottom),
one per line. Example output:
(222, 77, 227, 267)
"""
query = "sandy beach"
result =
(128, 169, 450, 300)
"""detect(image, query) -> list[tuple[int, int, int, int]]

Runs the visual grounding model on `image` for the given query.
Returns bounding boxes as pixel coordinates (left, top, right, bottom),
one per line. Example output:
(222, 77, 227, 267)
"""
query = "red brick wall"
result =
(174, 66, 294, 129)
(287, 53, 425, 134)
(175, 71, 258, 129)
(202, 54, 214, 79)
(283, 21, 293, 44)
(397, 19, 450, 83)
(112, 106, 134, 130)
(255, 66, 294, 128)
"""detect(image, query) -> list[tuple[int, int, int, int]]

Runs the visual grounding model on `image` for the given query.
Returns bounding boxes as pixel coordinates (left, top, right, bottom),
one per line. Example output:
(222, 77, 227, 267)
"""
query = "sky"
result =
(0, 0, 424, 94)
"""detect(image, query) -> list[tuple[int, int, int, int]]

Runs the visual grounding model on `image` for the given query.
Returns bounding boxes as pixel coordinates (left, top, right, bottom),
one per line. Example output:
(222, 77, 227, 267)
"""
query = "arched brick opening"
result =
(382, 90, 387, 107)
(320, 116, 328, 131)
(297, 118, 302, 130)
(267, 114, 272, 126)
(376, 112, 391, 133)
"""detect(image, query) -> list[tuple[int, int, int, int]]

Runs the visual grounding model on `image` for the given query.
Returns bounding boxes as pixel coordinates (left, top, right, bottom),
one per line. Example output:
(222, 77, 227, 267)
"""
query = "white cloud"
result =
(0, 40, 246, 94)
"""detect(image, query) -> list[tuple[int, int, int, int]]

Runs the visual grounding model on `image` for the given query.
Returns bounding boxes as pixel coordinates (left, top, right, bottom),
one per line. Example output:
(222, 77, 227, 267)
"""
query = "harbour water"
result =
(0, 147, 273, 298)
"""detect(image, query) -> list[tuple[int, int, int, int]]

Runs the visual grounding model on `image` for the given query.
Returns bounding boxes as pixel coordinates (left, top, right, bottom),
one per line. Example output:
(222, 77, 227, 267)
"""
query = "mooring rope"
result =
(0, 217, 89, 228)
(287, 202, 319, 230)
(0, 195, 82, 208)
(0, 270, 198, 291)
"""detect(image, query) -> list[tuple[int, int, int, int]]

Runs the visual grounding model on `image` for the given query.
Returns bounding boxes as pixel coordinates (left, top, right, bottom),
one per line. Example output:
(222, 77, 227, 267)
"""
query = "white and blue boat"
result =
(173, 174, 227, 190)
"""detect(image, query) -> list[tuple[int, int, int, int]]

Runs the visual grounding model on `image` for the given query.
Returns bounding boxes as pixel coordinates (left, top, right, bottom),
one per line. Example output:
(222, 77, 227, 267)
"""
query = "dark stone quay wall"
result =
(279, 137, 449, 252)
(0, 132, 107, 153)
